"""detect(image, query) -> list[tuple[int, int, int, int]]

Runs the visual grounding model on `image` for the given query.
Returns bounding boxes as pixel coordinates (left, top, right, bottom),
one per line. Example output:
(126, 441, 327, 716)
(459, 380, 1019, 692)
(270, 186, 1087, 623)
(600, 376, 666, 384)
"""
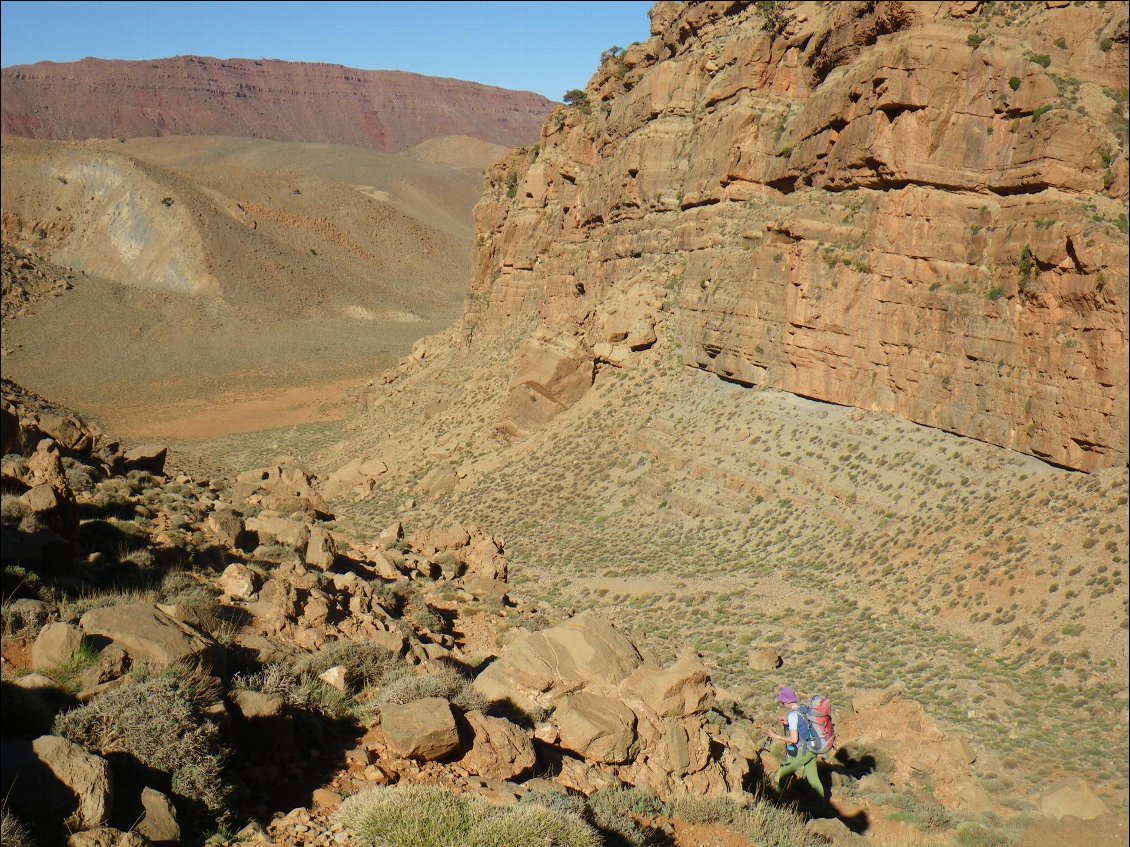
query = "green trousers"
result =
(774, 750, 825, 800)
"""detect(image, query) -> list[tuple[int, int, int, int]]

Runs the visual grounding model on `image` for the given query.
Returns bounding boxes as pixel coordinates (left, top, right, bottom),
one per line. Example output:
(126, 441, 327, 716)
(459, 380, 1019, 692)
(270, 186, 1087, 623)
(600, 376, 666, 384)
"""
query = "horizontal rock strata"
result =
(465, 0, 1129, 471)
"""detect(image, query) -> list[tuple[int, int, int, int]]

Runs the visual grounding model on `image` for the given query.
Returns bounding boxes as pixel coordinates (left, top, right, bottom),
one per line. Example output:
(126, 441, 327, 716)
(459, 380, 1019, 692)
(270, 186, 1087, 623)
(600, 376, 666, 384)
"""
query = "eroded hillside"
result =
(0, 135, 487, 438)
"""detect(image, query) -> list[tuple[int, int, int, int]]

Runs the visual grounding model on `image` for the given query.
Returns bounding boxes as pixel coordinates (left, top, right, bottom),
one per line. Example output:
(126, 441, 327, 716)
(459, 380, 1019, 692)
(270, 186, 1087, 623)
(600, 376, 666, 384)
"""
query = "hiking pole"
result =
(756, 735, 774, 756)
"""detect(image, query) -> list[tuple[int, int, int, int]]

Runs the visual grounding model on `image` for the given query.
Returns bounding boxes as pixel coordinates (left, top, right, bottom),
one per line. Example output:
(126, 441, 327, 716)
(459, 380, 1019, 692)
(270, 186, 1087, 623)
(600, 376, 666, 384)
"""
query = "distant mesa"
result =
(0, 56, 556, 151)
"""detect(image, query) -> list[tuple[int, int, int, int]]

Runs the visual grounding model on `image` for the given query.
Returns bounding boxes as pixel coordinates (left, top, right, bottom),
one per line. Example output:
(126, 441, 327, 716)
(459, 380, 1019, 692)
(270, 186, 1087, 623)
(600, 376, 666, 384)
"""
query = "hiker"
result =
(767, 685, 826, 805)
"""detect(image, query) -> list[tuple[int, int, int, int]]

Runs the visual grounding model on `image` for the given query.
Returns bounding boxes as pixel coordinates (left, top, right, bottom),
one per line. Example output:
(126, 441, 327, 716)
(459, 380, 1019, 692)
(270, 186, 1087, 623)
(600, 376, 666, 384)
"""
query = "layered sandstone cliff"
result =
(465, 0, 1129, 472)
(1, 57, 554, 151)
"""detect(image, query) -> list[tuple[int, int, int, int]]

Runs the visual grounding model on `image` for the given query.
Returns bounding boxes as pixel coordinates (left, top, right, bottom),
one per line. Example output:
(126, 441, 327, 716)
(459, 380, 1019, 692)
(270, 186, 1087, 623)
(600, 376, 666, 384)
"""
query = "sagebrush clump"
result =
(53, 665, 233, 819)
(336, 785, 602, 847)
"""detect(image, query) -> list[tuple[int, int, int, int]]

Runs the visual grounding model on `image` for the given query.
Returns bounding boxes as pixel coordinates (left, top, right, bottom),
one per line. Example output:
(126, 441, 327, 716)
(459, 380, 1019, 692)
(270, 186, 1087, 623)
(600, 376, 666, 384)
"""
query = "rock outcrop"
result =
(465, 0, 1129, 471)
(473, 614, 747, 799)
(1, 56, 555, 152)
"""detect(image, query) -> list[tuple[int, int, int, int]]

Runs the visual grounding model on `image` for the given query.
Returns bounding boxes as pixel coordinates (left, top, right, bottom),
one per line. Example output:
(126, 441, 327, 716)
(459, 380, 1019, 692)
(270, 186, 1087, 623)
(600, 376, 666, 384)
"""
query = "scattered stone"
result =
(137, 786, 180, 843)
(31, 621, 84, 671)
(220, 563, 260, 599)
(747, 648, 782, 671)
(119, 443, 167, 475)
(460, 711, 537, 780)
(79, 602, 226, 674)
(1, 734, 112, 831)
(380, 697, 460, 760)
(305, 526, 336, 570)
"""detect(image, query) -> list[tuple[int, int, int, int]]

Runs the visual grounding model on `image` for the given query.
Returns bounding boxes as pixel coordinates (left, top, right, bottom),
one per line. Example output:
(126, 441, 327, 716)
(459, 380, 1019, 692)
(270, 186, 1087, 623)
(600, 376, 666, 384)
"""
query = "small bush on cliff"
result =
(755, 1, 789, 36)
(563, 89, 590, 111)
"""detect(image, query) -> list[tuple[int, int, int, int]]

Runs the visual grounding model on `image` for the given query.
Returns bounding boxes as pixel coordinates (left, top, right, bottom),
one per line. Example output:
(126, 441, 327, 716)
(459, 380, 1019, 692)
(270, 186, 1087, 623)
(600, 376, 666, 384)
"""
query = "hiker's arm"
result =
(767, 725, 799, 744)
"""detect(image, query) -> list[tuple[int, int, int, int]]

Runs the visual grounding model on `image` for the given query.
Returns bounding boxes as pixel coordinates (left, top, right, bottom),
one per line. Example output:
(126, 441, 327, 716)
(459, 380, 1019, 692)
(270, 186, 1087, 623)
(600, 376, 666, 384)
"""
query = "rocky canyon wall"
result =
(464, 0, 1129, 472)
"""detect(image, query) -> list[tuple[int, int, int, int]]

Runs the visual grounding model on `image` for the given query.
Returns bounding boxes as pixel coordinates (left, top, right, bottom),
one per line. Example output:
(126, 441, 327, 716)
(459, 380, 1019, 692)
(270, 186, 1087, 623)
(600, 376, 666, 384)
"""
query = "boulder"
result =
(230, 689, 295, 756)
(205, 509, 248, 549)
(137, 786, 180, 843)
(838, 686, 986, 810)
(31, 621, 84, 671)
(417, 463, 458, 497)
(319, 665, 349, 693)
(322, 456, 387, 500)
(79, 602, 225, 674)
(119, 444, 167, 475)
(555, 690, 638, 764)
(246, 511, 311, 549)
(1038, 777, 1112, 820)
(459, 711, 536, 780)
(621, 654, 713, 718)
(378, 521, 403, 548)
(808, 816, 863, 844)
(748, 649, 782, 671)
(305, 526, 336, 569)
(427, 520, 471, 552)
(1, 734, 112, 831)
(473, 612, 643, 710)
(219, 563, 259, 599)
(499, 335, 595, 435)
(380, 697, 460, 760)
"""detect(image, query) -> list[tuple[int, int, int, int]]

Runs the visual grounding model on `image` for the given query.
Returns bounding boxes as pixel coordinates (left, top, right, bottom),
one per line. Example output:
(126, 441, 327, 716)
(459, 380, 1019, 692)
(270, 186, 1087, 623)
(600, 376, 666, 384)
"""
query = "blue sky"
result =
(0, 1, 656, 101)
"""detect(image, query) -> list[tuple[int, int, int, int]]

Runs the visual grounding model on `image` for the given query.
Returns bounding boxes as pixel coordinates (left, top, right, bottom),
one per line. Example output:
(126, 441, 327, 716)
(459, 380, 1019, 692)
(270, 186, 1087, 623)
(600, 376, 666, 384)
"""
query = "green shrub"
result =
(563, 89, 590, 110)
(1028, 53, 1051, 68)
(1100, 37, 1113, 51)
(294, 640, 400, 692)
(1032, 105, 1054, 123)
(958, 823, 1019, 847)
(232, 663, 356, 721)
(44, 640, 100, 694)
(377, 663, 486, 713)
(337, 786, 490, 847)
(1008, 77, 1021, 91)
(53, 665, 233, 818)
(587, 788, 666, 846)
(672, 794, 820, 847)
(467, 804, 600, 847)
(338, 786, 603, 847)
(755, 1, 789, 36)
(968, 33, 985, 48)
(988, 286, 1006, 301)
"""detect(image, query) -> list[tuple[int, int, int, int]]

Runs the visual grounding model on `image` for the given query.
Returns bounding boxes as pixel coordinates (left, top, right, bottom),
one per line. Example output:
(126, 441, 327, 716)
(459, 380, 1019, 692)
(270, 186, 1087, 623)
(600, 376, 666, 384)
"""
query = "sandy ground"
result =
(106, 376, 368, 440)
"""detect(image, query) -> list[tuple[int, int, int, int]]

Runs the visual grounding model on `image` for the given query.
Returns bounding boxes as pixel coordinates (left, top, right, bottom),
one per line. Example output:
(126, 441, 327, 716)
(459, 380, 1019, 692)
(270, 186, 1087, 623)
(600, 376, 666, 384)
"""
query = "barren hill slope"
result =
(1, 56, 555, 151)
(0, 134, 487, 437)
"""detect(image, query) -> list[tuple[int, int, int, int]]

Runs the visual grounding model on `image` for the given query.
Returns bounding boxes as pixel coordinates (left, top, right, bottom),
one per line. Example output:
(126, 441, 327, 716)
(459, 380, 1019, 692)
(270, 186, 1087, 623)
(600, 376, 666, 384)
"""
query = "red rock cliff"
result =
(466, 0, 1130, 472)
(1, 56, 555, 151)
